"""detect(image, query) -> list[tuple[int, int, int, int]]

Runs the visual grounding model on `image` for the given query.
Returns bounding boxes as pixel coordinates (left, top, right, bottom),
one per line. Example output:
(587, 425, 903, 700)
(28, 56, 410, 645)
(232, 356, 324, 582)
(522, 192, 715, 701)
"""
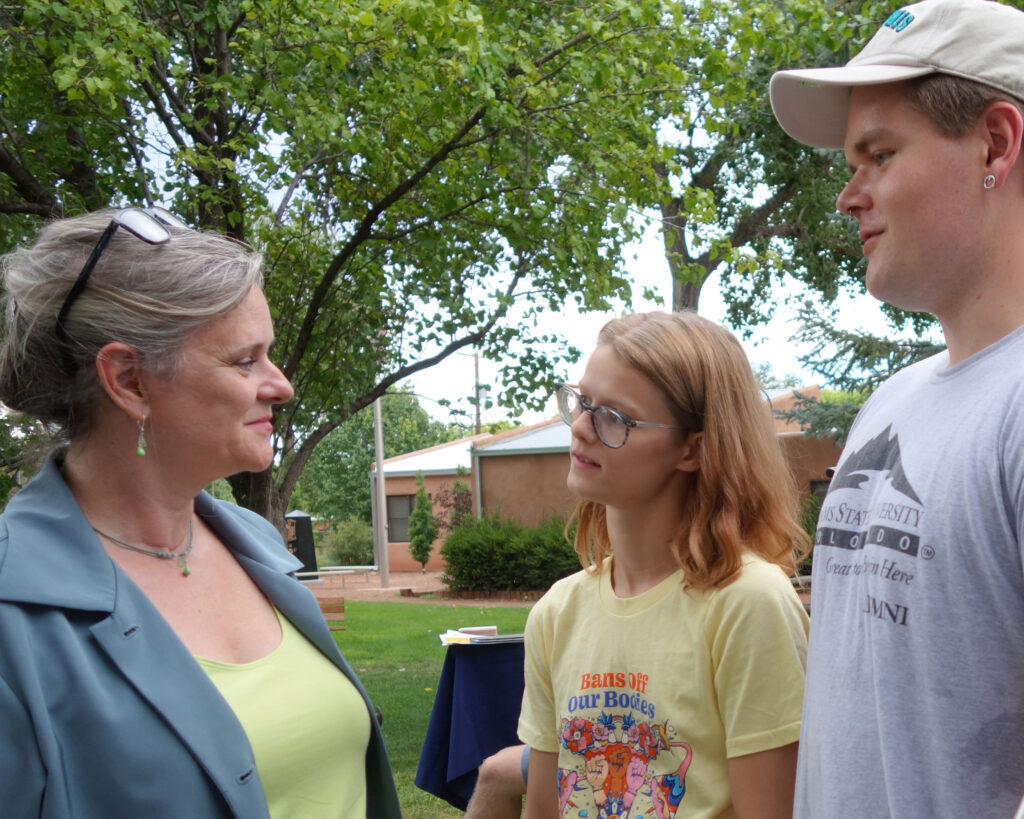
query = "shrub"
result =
(408, 473, 439, 571)
(510, 516, 580, 591)
(441, 514, 579, 592)
(434, 468, 473, 534)
(317, 516, 375, 566)
(798, 493, 821, 576)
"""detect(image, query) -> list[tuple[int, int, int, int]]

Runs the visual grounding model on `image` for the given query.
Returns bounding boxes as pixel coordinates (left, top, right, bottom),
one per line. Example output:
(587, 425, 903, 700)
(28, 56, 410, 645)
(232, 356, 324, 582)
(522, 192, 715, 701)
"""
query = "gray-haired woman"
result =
(0, 208, 401, 818)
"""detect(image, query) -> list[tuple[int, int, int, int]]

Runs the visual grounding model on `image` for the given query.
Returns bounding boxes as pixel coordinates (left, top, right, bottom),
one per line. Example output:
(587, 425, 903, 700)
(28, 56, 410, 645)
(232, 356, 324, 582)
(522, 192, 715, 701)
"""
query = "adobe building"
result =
(372, 386, 841, 573)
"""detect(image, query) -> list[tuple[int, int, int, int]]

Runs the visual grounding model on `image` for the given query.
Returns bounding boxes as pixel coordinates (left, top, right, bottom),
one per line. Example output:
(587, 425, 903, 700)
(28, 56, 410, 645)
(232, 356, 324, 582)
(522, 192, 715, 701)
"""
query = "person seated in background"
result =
(0, 208, 401, 818)
(465, 744, 531, 819)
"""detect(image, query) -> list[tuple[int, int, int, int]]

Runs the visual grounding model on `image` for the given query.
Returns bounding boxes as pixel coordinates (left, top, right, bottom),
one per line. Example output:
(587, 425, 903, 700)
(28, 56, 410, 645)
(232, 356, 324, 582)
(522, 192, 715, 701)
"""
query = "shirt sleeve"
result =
(705, 561, 809, 758)
(517, 593, 560, 752)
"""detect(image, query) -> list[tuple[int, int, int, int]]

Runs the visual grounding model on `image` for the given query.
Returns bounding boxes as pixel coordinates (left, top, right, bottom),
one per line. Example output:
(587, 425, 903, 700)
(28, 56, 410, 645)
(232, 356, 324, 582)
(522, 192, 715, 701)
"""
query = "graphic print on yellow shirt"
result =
(557, 691, 693, 818)
(518, 556, 809, 819)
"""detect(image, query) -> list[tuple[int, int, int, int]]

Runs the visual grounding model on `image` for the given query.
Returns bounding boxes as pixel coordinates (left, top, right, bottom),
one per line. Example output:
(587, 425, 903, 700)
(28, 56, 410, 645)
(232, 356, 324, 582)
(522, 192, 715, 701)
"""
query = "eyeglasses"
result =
(555, 383, 684, 449)
(55, 206, 189, 374)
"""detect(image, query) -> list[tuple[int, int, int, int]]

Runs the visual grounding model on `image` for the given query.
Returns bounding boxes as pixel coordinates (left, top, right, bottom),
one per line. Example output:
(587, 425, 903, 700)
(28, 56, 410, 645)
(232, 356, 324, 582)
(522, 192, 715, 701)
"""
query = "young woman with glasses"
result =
(0, 209, 401, 818)
(517, 310, 810, 819)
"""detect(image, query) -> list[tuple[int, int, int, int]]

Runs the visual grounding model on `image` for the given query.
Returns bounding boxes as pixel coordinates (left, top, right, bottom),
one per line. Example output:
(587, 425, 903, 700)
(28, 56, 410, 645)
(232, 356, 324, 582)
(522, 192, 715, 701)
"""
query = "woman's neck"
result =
(63, 434, 195, 546)
(605, 504, 682, 598)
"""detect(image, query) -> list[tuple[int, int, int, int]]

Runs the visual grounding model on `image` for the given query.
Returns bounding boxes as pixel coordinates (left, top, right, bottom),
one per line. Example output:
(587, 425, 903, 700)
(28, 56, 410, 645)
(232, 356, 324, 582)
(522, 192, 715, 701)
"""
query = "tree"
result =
(317, 516, 374, 566)
(669, 0, 957, 438)
(407, 472, 438, 572)
(0, 0, 886, 528)
(647, 1, 893, 319)
(775, 302, 946, 443)
(791, 303, 944, 392)
(0, 412, 48, 504)
(290, 386, 458, 524)
(753, 363, 801, 391)
(434, 465, 473, 535)
(778, 389, 866, 448)
(0, 0, 699, 526)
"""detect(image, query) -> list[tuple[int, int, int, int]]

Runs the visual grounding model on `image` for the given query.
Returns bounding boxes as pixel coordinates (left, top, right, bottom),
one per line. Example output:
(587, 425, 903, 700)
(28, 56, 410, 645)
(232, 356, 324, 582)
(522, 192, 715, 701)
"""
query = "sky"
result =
(402, 219, 903, 427)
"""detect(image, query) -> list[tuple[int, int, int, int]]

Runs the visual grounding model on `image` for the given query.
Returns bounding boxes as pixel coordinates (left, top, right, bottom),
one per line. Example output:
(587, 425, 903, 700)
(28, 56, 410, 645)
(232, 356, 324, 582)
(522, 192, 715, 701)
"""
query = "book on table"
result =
(439, 626, 524, 645)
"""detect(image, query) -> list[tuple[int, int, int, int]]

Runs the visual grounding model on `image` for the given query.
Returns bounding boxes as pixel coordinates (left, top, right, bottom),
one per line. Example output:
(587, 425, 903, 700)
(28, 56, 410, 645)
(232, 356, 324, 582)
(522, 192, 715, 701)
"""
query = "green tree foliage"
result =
(791, 303, 945, 394)
(753, 362, 801, 390)
(407, 473, 439, 571)
(798, 492, 820, 575)
(652, 0, 892, 319)
(204, 478, 237, 503)
(778, 302, 946, 443)
(0, 0, 702, 525)
(780, 390, 865, 447)
(0, 412, 47, 504)
(0, 0, 901, 528)
(290, 386, 457, 524)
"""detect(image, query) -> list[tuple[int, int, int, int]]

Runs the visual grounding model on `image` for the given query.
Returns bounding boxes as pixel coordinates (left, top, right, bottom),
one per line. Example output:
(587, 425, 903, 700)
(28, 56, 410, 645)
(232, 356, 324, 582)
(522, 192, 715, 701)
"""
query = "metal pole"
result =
(474, 352, 481, 435)
(372, 397, 390, 588)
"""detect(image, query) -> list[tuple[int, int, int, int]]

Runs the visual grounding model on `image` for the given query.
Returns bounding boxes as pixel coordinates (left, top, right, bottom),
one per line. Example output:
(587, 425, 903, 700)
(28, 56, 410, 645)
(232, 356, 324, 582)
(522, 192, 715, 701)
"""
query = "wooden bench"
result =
(319, 597, 346, 631)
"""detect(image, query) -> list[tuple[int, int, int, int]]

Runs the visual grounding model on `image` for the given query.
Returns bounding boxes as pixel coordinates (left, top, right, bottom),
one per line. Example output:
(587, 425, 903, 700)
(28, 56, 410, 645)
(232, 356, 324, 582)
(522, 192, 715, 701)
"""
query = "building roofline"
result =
(371, 431, 492, 470)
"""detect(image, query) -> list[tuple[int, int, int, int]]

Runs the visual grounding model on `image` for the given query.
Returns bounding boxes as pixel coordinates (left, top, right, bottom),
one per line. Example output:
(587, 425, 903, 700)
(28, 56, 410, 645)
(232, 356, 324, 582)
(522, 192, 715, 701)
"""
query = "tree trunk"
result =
(660, 195, 710, 314)
(672, 277, 703, 313)
(227, 467, 289, 538)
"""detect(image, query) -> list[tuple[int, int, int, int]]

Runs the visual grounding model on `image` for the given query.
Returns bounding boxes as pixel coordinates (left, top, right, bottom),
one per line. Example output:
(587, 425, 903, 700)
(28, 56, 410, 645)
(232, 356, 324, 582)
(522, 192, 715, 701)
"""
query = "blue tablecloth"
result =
(414, 640, 525, 810)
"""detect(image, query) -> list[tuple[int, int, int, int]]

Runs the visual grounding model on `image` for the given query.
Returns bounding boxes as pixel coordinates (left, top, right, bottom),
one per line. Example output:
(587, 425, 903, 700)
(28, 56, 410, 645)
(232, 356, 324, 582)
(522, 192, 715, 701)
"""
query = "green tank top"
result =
(196, 608, 370, 818)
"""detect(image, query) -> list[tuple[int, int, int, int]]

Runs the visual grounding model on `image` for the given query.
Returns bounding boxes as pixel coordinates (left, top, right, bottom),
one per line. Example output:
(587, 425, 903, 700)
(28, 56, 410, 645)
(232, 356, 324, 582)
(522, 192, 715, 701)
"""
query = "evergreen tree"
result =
(779, 302, 946, 443)
(408, 473, 439, 572)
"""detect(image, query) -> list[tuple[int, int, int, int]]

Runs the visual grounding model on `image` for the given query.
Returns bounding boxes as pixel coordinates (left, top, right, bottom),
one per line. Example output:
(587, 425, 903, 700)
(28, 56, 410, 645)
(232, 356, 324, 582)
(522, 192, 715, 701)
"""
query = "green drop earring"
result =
(136, 417, 147, 457)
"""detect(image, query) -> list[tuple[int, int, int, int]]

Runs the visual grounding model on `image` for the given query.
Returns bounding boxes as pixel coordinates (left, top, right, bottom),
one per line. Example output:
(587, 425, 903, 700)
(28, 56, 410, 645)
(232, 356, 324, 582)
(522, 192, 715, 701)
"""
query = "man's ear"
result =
(982, 100, 1024, 186)
(676, 431, 703, 473)
(94, 342, 148, 419)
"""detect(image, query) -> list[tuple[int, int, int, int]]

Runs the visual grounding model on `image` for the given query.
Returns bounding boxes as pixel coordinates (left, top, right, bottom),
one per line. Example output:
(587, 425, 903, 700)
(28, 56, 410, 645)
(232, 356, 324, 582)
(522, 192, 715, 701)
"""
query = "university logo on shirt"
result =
(814, 425, 930, 628)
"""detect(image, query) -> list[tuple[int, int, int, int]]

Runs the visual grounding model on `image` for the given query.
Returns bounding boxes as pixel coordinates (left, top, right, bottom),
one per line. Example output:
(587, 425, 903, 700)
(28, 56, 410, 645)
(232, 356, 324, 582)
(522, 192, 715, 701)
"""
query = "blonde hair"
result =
(572, 311, 810, 590)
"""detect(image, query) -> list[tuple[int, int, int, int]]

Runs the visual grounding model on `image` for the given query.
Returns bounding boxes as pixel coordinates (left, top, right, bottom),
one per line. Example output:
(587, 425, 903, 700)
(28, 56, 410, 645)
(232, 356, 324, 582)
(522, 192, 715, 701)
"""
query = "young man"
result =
(770, 0, 1024, 816)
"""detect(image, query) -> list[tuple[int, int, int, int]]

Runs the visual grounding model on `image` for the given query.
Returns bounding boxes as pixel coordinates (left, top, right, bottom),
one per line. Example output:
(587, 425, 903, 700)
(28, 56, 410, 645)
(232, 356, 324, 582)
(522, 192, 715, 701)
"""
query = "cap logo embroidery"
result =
(884, 9, 915, 32)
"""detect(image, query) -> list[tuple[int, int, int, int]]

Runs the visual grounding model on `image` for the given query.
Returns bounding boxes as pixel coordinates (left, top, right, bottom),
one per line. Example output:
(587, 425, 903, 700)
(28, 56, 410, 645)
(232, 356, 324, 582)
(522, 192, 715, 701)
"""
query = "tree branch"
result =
(0, 142, 58, 216)
(281, 105, 488, 377)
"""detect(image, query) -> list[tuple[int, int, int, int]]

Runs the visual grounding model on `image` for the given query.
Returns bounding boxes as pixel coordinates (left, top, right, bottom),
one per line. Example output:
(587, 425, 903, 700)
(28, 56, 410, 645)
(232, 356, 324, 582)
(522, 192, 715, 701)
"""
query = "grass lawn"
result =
(335, 600, 532, 818)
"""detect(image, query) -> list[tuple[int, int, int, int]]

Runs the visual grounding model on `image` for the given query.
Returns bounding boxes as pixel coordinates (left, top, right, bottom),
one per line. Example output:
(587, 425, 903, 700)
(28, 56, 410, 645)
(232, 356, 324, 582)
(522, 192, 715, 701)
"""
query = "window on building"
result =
(386, 494, 415, 542)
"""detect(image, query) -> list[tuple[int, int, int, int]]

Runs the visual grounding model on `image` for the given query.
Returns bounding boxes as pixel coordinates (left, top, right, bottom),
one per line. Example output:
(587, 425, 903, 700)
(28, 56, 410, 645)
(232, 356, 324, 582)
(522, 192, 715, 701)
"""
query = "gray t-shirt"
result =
(795, 325, 1024, 819)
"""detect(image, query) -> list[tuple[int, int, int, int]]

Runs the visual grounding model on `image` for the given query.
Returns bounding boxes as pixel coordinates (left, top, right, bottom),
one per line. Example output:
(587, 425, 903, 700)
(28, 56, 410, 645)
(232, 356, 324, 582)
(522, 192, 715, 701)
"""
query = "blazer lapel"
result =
(89, 579, 271, 819)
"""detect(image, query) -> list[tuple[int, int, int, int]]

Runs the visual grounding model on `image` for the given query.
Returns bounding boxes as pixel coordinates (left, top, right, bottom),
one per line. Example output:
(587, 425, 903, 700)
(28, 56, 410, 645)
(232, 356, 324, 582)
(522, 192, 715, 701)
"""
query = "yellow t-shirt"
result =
(518, 554, 808, 819)
(197, 609, 370, 819)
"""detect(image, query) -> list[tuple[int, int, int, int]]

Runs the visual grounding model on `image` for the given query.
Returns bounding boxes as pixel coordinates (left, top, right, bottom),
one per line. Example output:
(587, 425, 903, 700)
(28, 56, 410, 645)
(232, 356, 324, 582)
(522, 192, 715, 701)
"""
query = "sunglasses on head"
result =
(55, 206, 190, 374)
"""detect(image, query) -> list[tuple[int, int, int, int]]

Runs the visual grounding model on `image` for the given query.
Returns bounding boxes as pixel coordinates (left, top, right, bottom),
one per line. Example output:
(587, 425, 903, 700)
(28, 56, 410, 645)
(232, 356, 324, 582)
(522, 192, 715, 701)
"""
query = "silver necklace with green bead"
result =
(93, 520, 194, 577)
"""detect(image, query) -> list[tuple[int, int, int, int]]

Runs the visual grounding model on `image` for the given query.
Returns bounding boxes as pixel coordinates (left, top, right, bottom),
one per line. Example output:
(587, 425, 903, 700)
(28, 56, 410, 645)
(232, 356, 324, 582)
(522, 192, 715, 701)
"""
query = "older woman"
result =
(0, 208, 401, 818)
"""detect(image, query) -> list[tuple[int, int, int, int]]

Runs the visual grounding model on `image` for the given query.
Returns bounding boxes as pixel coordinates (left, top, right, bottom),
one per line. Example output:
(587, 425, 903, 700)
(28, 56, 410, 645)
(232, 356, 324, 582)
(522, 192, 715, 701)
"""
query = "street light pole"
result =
(474, 352, 481, 435)
(372, 397, 390, 588)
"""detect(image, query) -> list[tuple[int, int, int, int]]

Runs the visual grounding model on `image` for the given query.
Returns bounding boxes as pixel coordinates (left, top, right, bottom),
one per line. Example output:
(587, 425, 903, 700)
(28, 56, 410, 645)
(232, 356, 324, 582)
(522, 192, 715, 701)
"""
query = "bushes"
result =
(441, 514, 580, 593)
(316, 515, 375, 566)
(798, 492, 821, 576)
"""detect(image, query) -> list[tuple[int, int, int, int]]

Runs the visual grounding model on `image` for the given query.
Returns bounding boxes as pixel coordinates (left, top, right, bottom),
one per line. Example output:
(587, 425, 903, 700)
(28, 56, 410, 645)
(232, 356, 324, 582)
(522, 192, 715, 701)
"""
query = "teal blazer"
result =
(0, 457, 401, 818)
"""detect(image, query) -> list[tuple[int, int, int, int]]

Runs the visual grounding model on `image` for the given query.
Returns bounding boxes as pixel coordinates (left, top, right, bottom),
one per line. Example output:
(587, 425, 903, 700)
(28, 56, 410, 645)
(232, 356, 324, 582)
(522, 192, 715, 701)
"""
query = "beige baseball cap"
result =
(770, 0, 1024, 148)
